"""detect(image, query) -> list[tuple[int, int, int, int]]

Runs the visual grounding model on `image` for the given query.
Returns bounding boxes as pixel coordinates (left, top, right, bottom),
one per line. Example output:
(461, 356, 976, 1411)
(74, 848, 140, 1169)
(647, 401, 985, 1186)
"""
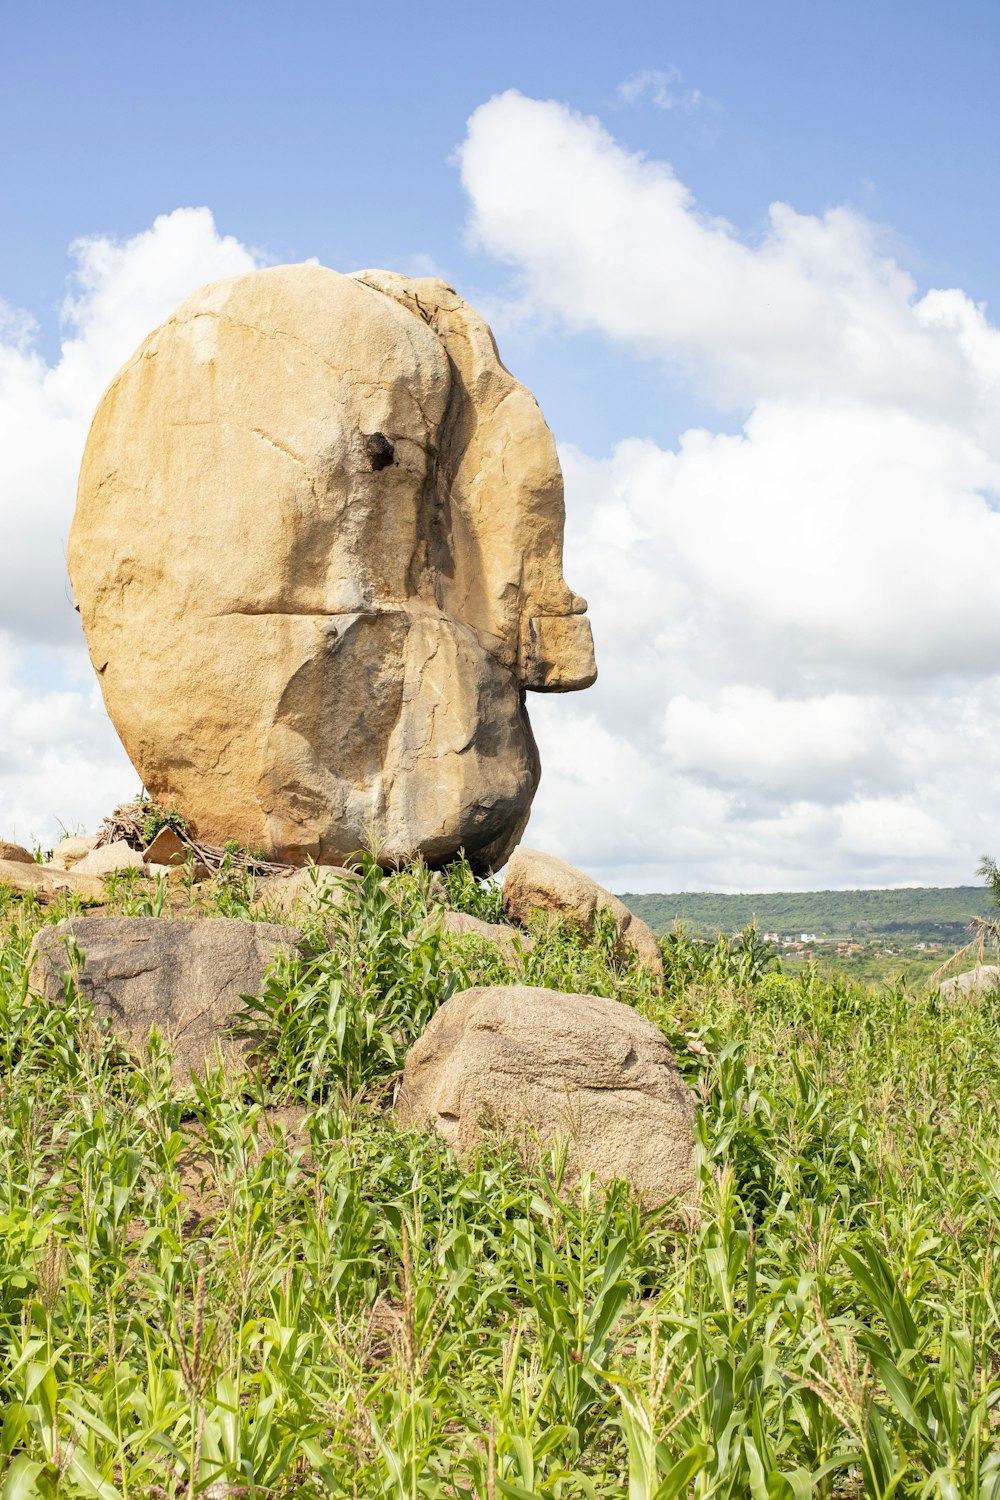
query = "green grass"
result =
(1, 863, 1000, 1496)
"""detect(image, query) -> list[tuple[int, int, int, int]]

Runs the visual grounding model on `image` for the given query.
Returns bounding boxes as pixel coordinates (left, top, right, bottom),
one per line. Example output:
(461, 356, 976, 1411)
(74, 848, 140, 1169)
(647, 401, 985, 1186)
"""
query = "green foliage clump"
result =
(438, 853, 505, 924)
(2, 860, 1000, 1495)
(240, 851, 456, 1099)
(140, 803, 190, 845)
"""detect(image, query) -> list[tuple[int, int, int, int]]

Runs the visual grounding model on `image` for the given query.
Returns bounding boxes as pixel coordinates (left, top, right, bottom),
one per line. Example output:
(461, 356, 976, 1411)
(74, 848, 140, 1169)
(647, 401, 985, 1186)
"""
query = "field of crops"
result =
(2, 863, 999, 1498)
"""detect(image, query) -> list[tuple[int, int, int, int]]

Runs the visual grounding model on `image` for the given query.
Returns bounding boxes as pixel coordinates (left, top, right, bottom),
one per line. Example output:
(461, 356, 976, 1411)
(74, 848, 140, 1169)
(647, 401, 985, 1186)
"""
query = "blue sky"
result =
(3, 1, 1000, 890)
(5, 0, 999, 445)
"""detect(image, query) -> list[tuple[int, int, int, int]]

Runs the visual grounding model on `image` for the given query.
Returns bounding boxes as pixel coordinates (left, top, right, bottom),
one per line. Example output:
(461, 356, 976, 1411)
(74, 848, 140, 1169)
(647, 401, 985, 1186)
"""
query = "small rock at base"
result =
(143, 827, 188, 866)
(502, 847, 663, 979)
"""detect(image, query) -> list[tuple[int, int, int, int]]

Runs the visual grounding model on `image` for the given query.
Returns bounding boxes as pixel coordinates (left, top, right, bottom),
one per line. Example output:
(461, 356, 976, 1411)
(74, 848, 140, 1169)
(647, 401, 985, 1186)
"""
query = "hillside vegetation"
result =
(2, 863, 1000, 1496)
(620, 885, 992, 942)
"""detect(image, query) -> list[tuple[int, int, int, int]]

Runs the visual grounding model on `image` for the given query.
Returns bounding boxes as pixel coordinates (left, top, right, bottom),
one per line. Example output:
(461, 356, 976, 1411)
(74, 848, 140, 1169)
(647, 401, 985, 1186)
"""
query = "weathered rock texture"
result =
(29, 916, 306, 1084)
(397, 985, 696, 1208)
(0, 859, 105, 904)
(502, 848, 663, 978)
(73, 840, 147, 876)
(49, 835, 97, 870)
(939, 965, 1000, 999)
(257, 864, 359, 915)
(0, 841, 34, 863)
(69, 264, 596, 872)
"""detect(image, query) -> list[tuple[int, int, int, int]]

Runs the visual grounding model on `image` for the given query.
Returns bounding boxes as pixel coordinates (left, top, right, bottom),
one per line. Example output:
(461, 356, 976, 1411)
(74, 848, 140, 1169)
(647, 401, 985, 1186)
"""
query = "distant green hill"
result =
(617, 886, 993, 942)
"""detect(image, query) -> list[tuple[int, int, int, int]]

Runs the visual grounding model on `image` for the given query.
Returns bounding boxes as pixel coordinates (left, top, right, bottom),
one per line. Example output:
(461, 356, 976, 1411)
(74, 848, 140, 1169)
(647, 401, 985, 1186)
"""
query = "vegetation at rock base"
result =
(2, 859, 1000, 1496)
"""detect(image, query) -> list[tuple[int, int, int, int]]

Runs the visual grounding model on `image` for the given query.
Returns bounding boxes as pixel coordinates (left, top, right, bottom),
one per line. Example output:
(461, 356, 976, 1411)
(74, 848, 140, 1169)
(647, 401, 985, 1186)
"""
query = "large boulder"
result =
(28, 916, 306, 1084)
(397, 985, 696, 1208)
(0, 859, 105, 904)
(502, 848, 663, 978)
(939, 965, 1000, 999)
(68, 264, 596, 874)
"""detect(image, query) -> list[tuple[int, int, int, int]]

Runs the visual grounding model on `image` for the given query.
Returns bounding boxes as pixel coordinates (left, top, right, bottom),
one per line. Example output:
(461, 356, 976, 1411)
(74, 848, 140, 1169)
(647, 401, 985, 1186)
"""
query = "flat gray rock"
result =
(29, 916, 306, 1085)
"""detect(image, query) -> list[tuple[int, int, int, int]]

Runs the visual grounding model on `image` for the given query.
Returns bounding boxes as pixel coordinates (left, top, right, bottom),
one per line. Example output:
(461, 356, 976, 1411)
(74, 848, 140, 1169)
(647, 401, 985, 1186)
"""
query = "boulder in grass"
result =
(28, 916, 307, 1086)
(433, 908, 534, 967)
(939, 965, 1000, 1000)
(257, 864, 360, 916)
(397, 984, 696, 1209)
(502, 847, 663, 979)
(0, 841, 34, 864)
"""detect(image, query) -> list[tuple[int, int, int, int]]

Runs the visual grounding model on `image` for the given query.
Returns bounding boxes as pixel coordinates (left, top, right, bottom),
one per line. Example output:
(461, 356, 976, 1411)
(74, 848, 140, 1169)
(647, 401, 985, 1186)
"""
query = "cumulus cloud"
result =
(0, 209, 258, 843)
(458, 92, 1000, 890)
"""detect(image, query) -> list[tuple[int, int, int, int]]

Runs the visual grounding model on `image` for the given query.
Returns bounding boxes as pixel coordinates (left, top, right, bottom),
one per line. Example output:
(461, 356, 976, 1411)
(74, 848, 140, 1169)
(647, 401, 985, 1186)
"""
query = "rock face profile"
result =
(69, 265, 596, 871)
(29, 916, 306, 1085)
(397, 984, 696, 1208)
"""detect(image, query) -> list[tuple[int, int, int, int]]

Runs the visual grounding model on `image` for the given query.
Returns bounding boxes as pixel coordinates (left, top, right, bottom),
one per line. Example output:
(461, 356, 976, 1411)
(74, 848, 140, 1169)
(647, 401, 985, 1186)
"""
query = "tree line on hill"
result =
(617, 885, 992, 941)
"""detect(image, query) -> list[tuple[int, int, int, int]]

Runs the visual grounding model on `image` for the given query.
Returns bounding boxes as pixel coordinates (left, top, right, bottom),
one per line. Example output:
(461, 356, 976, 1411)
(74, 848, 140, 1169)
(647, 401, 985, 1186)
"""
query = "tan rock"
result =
(0, 841, 34, 864)
(50, 835, 98, 870)
(256, 864, 359, 915)
(397, 985, 696, 1208)
(142, 826, 188, 866)
(28, 916, 306, 1086)
(0, 859, 105, 904)
(69, 264, 596, 874)
(433, 908, 534, 966)
(502, 848, 663, 978)
(73, 839, 147, 876)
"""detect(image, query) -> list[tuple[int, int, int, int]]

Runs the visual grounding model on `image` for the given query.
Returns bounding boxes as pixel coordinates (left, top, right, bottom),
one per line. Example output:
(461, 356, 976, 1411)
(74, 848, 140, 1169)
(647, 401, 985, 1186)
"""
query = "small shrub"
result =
(439, 853, 505, 924)
(139, 803, 190, 845)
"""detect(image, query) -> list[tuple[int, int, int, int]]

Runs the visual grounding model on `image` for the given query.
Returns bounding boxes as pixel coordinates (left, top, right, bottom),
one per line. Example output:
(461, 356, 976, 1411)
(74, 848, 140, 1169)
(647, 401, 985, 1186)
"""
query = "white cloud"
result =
(0, 208, 256, 645)
(459, 92, 1000, 890)
(616, 67, 704, 113)
(0, 209, 258, 844)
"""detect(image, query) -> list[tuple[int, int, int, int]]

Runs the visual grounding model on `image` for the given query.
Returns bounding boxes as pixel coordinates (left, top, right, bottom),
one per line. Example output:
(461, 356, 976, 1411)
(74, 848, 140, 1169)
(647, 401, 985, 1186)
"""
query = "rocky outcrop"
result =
(939, 965, 1000, 999)
(69, 264, 596, 873)
(0, 859, 105, 904)
(502, 848, 663, 978)
(28, 916, 306, 1085)
(397, 984, 696, 1208)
